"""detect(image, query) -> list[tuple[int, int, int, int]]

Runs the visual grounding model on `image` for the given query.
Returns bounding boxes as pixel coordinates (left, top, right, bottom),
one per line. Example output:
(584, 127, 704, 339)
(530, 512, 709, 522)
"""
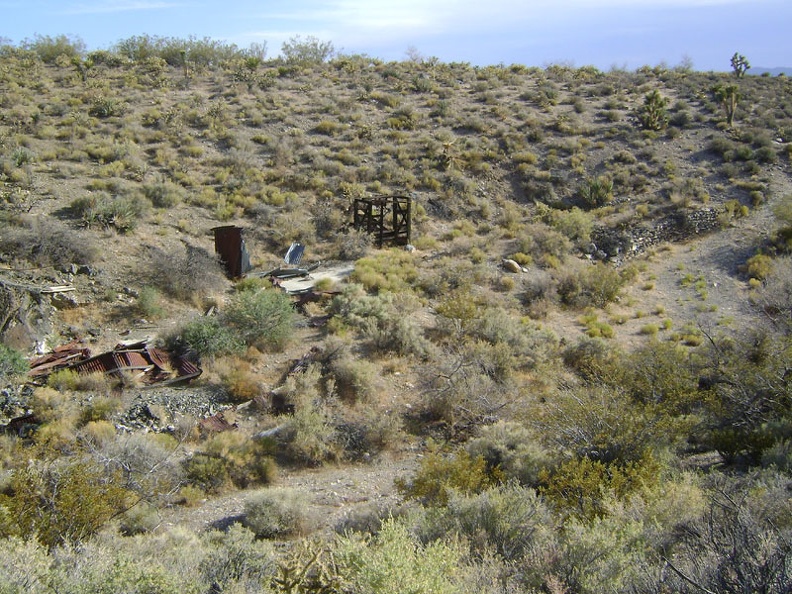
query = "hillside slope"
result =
(1, 43, 792, 592)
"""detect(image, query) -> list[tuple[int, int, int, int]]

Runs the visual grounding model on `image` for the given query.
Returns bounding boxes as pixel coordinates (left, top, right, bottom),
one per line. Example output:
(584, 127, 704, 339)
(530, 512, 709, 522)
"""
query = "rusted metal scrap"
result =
(213, 225, 252, 279)
(28, 338, 202, 386)
(262, 260, 321, 280)
(28, 340, 91, 378)
(198, 410, 237, 434)
(3, 412, 39, 437)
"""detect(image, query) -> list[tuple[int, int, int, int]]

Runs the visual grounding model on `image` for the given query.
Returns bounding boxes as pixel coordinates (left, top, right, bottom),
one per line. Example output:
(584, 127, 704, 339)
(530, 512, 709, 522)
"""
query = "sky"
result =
(2, 0, 790, 71)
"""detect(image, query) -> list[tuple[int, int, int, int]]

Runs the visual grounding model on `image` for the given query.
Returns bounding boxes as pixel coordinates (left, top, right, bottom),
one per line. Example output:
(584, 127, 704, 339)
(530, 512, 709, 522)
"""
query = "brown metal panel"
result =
(213, 225, 251, 278)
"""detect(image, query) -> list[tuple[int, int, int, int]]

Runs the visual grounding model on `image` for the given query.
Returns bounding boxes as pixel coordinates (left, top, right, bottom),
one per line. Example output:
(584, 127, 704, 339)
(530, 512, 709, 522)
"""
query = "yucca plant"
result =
(638, 89, 669, 131)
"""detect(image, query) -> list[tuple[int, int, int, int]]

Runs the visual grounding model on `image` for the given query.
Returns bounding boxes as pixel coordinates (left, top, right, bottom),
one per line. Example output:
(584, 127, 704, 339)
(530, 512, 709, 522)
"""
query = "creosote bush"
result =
(223, 286, 296, 351)
(0, 458, 132, 548)
(396, 449, 504, 506)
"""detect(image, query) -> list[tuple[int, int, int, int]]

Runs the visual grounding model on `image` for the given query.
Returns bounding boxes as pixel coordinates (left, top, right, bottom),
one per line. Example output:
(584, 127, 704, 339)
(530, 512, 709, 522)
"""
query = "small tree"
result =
(730, 52, 750, 78)
(280, 35, 335, 65)
(638, 90, 669, 131)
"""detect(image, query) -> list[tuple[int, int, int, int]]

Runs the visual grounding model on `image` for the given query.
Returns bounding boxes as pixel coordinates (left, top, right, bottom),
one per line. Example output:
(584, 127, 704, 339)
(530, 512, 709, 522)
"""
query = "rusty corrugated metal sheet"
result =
(72, 350, 151, 376)
(28, 341, 91, 378)
(28, 340, 202, 386)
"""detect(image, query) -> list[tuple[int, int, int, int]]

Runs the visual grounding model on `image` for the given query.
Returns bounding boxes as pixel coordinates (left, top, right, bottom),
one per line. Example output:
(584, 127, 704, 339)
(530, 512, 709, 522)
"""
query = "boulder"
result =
(502, 258, 523, 273)
(0, 283, 54, 352)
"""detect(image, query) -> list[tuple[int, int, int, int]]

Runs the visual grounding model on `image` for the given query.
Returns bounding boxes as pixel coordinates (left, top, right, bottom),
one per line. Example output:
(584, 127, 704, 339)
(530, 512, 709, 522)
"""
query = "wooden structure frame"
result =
(353, 195, 411, 247)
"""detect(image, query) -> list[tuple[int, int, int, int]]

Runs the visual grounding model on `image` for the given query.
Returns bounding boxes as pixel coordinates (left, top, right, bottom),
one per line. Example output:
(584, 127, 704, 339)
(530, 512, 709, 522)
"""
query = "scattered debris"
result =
(263, 260, 322, 280)
(283, 242, 305, 266)
(199, 410, 238, 434)
(260, 242, 322, 281)
(3, 412, 39, 437)
(39, 285, 76, 294)
(28, 338, 202, 386)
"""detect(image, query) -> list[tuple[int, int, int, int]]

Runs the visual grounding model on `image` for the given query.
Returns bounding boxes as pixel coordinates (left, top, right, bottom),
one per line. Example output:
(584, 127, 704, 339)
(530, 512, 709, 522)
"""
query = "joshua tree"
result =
(730, 52, 750, 78)
(638, 89, 669, 131)
(713, 83, 740, 127)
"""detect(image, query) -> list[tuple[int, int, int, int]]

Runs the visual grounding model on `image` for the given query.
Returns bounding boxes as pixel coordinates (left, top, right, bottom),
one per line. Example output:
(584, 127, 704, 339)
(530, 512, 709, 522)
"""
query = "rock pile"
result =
(589, 208, 720, 262)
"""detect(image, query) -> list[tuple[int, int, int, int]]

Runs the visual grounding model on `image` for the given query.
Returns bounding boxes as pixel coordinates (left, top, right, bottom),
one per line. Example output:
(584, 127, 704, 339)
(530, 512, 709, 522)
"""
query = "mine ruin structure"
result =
(212, 225, 252, 279)
(353, 195, 412, 247)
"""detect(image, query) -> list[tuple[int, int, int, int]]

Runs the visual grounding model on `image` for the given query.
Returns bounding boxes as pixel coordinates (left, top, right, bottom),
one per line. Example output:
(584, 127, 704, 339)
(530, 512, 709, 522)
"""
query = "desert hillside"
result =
(1, 36, 791, 593)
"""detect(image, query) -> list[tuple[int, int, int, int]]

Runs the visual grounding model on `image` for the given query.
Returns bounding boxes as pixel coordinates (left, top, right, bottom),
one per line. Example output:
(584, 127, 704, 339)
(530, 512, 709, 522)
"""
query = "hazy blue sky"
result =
(2, 0, 789, 71)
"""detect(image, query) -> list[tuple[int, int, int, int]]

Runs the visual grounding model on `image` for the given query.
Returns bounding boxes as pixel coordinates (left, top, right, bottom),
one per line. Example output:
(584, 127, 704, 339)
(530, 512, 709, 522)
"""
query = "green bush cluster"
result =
(396, 449, 504, 506)
(0, 343, 27, 383)
(170, 285, 296, 358)
(558, 262, 626, 308)
(0, 459, 131, 548)
(330, 285, 433, 358)
(184, 432, 276, 493)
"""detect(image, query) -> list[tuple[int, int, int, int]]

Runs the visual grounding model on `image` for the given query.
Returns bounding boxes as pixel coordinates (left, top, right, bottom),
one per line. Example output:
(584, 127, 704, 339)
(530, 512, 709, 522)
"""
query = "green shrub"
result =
(558, 263, 625, 308)
(70, 193, 147, 233)
(413, 483, 556, 563)
(396, 449, 504, 507)
(535, 384, 672, 465)
(314, 120, 343, 136)
(142, 179, 185, 208)
(88, 95, 123, 118)
(223, 288, 296, 352)
(22, 34, 85, 63)
(539, 454, 660, 519)
(465, 421, 560, 487)
(352, 249, 419, 294)
(562, 337, 619, 380)
(0, 459, 131, 547)
(637, 89, 669, 131)
(0, 343, 27, 383)
(586, 320, 614, 338)
(281, 35, 335, 64)
(78, 396, 121, 426)
(243, 488, 312, 538)
(171, 316, 243, 359)
(330, 286, 433, 359)
(277, 364, 339, 465)
(579, 176, 613, 208)
(135, 286, 164, 319)
(706, 428, 775, 464)
(469, 307, 559, 370)
(324, 348, 380, 403)
(335, 518, 465, 594)
(46, 368, 80, 391)
(745, 253, 773, 281)
(183, 452, 229, 494)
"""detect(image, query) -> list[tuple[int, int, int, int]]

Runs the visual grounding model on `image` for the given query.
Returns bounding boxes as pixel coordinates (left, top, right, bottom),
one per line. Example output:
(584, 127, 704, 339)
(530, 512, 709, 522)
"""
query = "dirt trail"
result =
(159, 451, 418, 535)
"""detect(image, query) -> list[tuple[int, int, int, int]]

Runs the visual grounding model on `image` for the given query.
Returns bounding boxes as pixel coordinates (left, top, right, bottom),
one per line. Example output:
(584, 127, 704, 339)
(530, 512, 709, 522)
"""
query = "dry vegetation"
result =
(1, 34, 792, 592)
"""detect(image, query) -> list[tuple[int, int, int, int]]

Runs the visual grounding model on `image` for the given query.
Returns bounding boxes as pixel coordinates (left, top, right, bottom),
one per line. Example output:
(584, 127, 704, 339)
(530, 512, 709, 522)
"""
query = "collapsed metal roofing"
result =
(28, 339, 201, 386)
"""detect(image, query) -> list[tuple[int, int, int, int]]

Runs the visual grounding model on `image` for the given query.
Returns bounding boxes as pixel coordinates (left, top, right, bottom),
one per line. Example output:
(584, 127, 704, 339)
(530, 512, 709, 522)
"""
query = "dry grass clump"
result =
(0, 214, 97, 268)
